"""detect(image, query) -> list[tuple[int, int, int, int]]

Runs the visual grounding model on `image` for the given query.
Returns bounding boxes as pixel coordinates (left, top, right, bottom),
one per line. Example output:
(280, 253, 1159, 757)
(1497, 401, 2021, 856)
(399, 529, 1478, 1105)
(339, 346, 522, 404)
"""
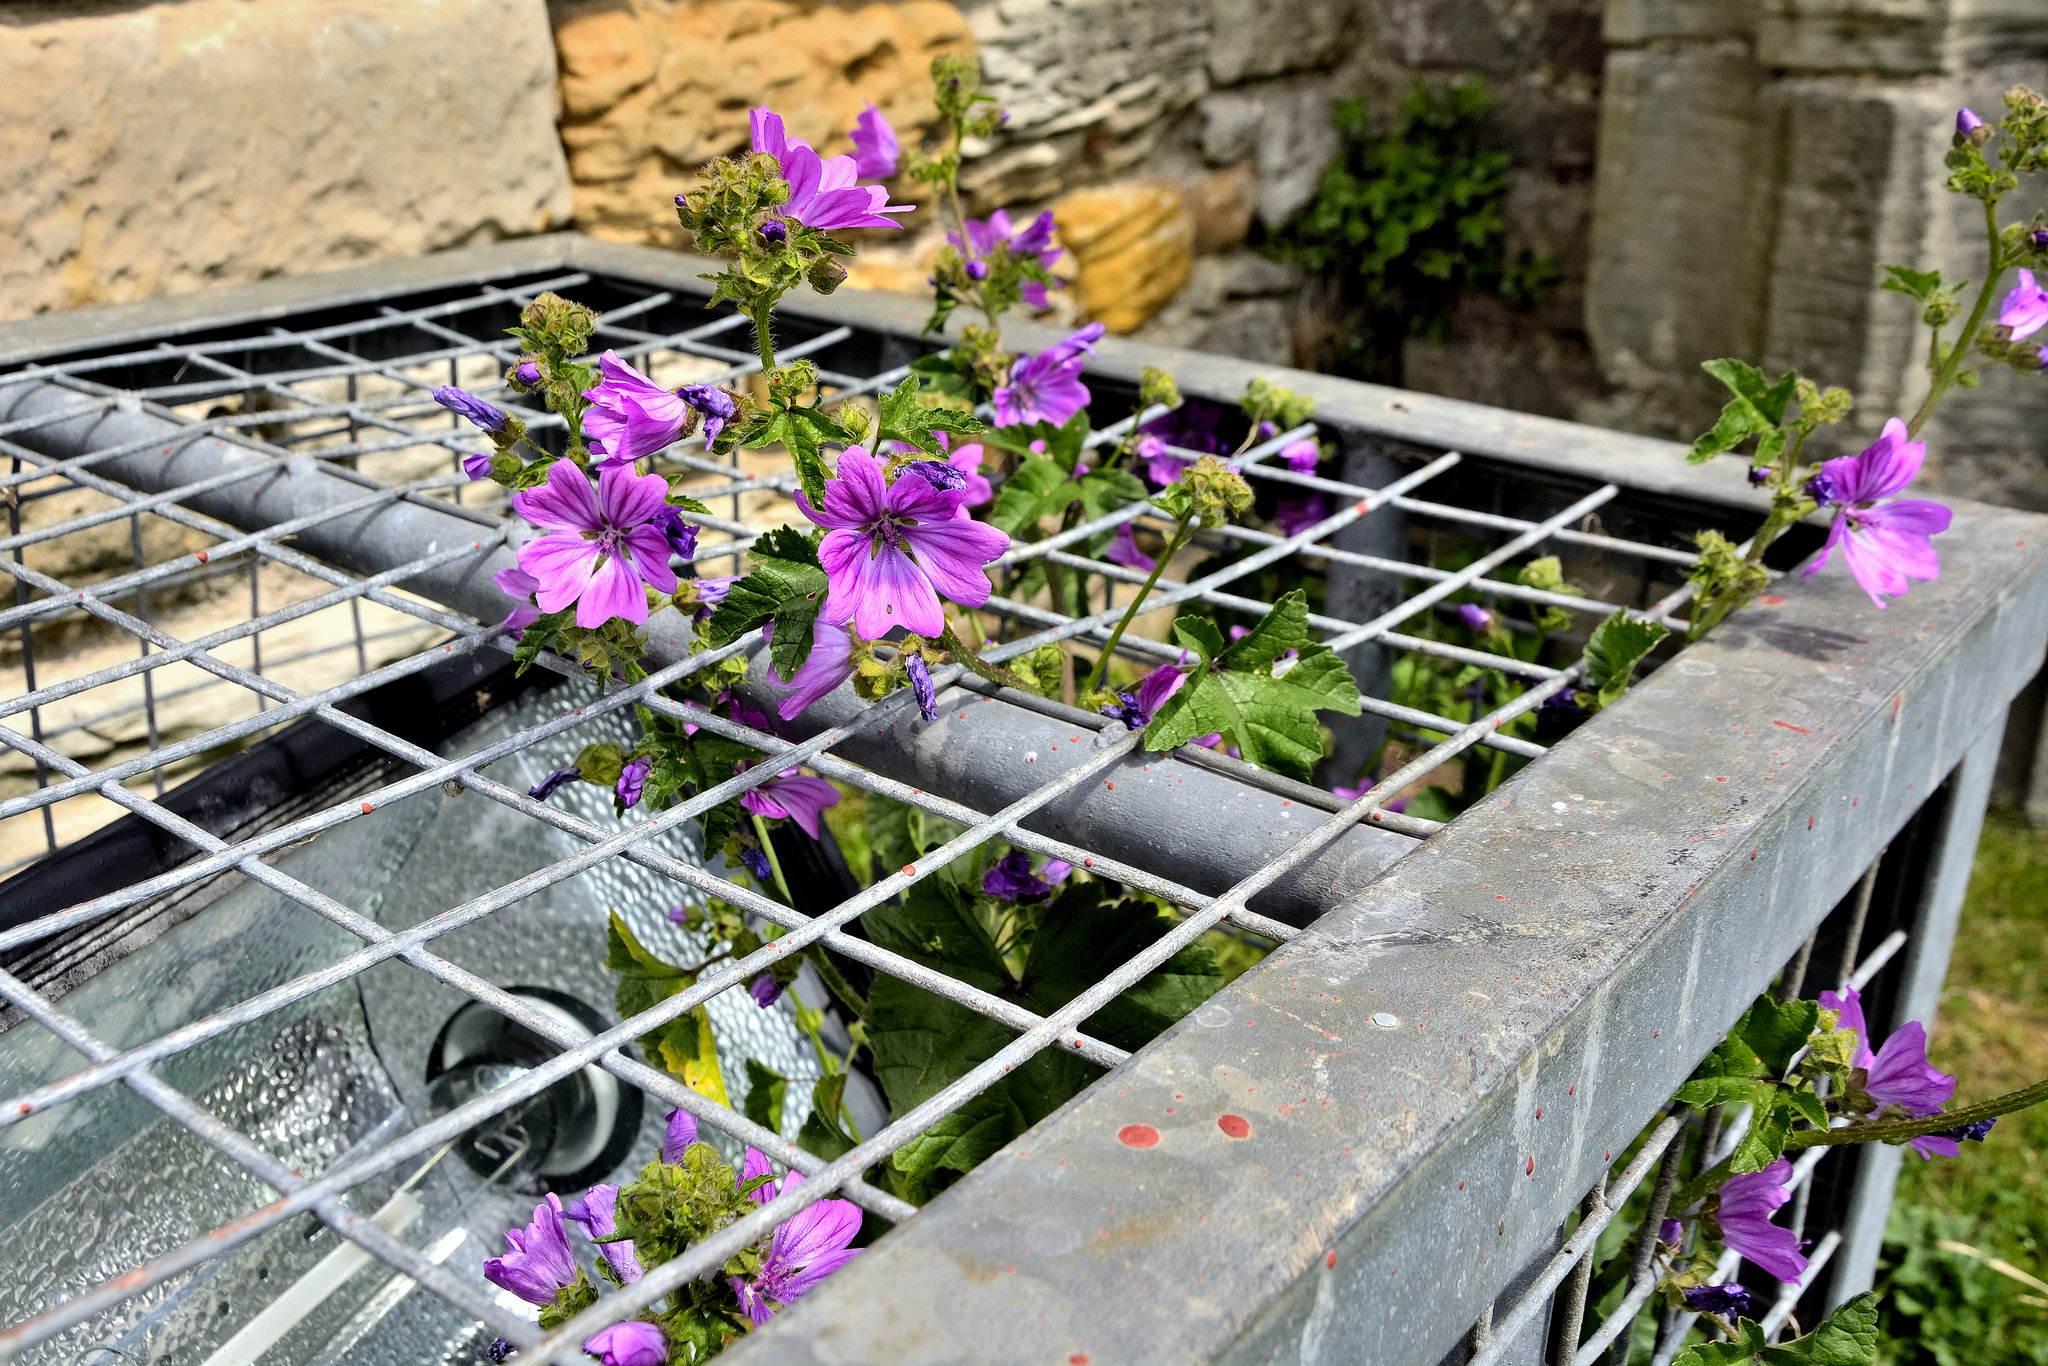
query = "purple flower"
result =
(759, 220, 788, 246)
(1106, 522, 1155, 571)
(580, 351, 693, 469)
(529, 767, 578, 801)
(661, 1107, 698, 1162)
(749, 973, 784, 1008)
(1749, 465, 1773, 486)
(583, 1322, 667, 1366)
(798, 448, 1009, 640)
(616, 756, 651, 809)
(686, 575, 736, 624)
(1823, 983, 1958, 1156)
(1712, 1159, 1807, 1284)
(1800, 418, 1952, 607)
(1456, 603, 1493, 631)
(494, 565, 544, 636)
(905, 650, 938, 721)
(651, 504, 699, 562)
(487, 1338, 514, 1362)
(992, 324, 1105, 428)
(953, 209, 1065, 306)
(849, 104, 900, 179)
(751, 107, 913, 232)
(1099, 660, 1186, 729)
(513, 360, 543, 389)
(1274, 494, 1331, 538)
(741, 845, 772, 881)
(1660, 1218, 1685, 1246)
(981, 851, 1072, 901)
(738, 765, 841, 838)
(1934, 1117, 1995, 1144)
(483, 1194, 578, 1306)
(432, 385, 509, 434)
(676, 384, 736, 447)
(564, 1184, 645, 1284)
(1957, 107, 1984, 135)
(965, 259, 989, 281)
(766, 618, 857, 721)
(1998, 267, 2048, 340)
(727, 1168, 863, 1326)
(1804, 469, 1838, 506)
(1683, 1283, 1760, 1319)
(1279, 438, 1320, 474)
(1139, 435, 1192, 488)
(740, 1146, 775, 1203)
(512, 462, 679, 629)
(940, 434, 992, 508)
(905, 460, 968, 493)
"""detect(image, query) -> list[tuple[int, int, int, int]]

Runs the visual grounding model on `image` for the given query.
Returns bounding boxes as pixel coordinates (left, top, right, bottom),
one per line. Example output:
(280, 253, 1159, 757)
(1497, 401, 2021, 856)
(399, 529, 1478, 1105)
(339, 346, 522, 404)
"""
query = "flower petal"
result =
(512, 460, 602, 534)
(577, 550, 649, 628)
(901, 515, 1010, 608)
(519, 534, 600, 613)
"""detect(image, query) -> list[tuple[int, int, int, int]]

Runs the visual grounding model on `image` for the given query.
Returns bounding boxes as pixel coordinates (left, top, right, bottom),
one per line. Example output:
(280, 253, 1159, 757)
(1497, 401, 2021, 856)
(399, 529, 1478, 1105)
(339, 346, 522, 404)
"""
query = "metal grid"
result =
(0, 255, 1819, 1365)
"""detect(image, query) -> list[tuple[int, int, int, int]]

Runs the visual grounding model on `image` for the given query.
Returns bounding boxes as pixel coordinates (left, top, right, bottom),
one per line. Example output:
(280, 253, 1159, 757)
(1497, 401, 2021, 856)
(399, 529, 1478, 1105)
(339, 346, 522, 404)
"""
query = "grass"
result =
(1878, 808, 2048, 1364)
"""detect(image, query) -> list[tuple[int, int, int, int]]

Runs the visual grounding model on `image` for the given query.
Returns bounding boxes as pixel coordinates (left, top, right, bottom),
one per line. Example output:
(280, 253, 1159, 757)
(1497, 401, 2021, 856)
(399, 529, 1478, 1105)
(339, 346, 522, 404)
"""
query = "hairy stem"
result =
(751, 308, 778, 374)
(938, 622, 1034, 692)
(1907, 198, 2004, 438)
(1786, 1076, 2048, 1148)
(1081, 520, 1190, 695)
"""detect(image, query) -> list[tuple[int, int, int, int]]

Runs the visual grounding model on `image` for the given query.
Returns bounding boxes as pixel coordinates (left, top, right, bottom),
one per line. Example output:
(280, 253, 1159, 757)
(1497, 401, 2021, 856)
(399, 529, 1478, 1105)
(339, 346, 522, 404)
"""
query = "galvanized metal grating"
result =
(0, 238, 2027, 1366)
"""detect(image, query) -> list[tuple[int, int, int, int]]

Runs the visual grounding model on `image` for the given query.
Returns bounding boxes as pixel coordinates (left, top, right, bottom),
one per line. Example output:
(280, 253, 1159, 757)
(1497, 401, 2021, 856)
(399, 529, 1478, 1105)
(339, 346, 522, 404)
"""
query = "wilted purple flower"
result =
(728, 1168, 864, 1325)
(1712, 1158, 1807, 1283)
(661, 1107, 698, 1162)
(513, 462, 679, 628)
(740, 844, 773, 881)
(905, 460, 968, 493)
(751, 107, 913, 232)
(1660, 1218, 1685, 1246)
(849, 103, 900, 179)
(1998, 267, 2048, 340)
(1279, 438, 1320, 474)
(529, 767, 578, 801)
(992, 324, 1105, 429)
(738, 764, 841, 838)
(1274, 494, 1331, 538)
(564, 1184, 645, 1285)
(486, 1338, 514, 1363)
(685, 575, 735, 624)
(650, 504, 699, 562)
(513, 360, 544, 389)
(616, 756, 651, 809)
(483, 1194, 578, 1306)
(1100, 660, 1186, 729)
(582, 1322, 666, 1366)
(1683, 1283, 1760, 1319)
(905, 650, 938, 721)
(1456, 603, 1493, 631)
(1749, 465, 1773, 486)
(1934, 1117, 1996, 1144)
(749, 973, 784, 1008)
(432, 385, 509, 434)
(1800, 418, 1952, 607)
(766, 618, 857, 721)
(580, 351, 693, 469)
(982, 851, 1072, 900)
(1106, 522, 1156, 571)
(676, 384, 737, 446)
(798, 448, 1009, 640)
(493, 565, 544, 636)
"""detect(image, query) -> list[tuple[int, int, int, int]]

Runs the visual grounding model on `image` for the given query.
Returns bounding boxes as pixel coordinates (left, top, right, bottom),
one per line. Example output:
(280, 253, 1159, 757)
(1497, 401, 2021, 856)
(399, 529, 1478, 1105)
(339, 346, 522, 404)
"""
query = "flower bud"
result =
(1955, 106, 1989, 146)
(807, 257, 849, 295)
(1139, 366, 1181, 411)
(758, 219, 788, 247)
(964, 259, 988, 280)
(511, 358, 543, 390)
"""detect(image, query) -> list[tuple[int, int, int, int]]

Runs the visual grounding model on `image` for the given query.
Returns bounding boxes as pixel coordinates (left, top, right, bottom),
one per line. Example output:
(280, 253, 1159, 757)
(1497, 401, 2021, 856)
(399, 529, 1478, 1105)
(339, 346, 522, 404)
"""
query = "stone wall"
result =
(0, 0, 572, 320)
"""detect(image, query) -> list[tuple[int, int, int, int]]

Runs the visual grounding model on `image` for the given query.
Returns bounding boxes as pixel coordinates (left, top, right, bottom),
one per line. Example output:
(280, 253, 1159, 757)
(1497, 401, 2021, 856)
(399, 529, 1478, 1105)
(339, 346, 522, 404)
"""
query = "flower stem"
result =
(1785, 1075, 2048, 1148)
(1081, 519, 1190, 695)
(751, 308, 779, 374)
(750, 812, 796, 906)
(938, 622, 1033, 692)
(1906, 198, 2004, 438)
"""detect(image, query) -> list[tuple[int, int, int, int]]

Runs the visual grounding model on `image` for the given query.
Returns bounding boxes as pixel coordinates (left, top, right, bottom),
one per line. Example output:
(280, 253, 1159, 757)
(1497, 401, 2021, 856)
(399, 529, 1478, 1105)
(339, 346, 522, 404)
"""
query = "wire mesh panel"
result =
(0, 239, 2037, 1366)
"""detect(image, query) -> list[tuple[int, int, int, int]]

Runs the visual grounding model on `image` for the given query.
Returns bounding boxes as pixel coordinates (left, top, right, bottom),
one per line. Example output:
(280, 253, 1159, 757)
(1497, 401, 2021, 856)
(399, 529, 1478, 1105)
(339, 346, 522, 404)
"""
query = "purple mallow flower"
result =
(1712, 1158, 1807, 1283)
(483, 1194, 578, 1306)
(849, 104, 900, 180)
(992, 323, 1105, 429)
(905, 460, 967, 493)
(677, 384, 736, 446)
(1279, 438, 1320, 474)
(738, 764, 841, 839)
(798, 447, 1009, 640)
(1820, 983, 1958, 1157)
(765, 618, 857, 721)
(751, 107, 913, 232)
(651, 504, 698, 562)
(494, 565, 544, 636)
(582, 1322, 667, 1366)
(564, 1183, 645, 1284)
(1660, 1218, 1685, 1246)
(1100, 660, 1186, 729)
(758, 220, 788, 247)
(512, 462, 679, 629)
(529, 767, 578, 801)
(661, 1107, 698, 1162)
(953, 209, 1064, 307)
(1998, 267, 2048, 340)
(1934, 1117, 1995, 1144)
(432, 385, 509, 434)
(981, 851, 1073, 901)
(1956, 107, 1986, 140)
(728, 1167, 864, 1326)
(1800, 417, 1952, 608)
(616, 756, 651, 809)
(1106, 522, 1155, 571)
(1683, 1283, 1760, 1319)
(513, 360, 543, 389)
(1274, 494, 1330, 538)
(1456, 603, 1493, 631)
(749, 974, 784, 1009)
(965, 259, 990, 281)
(580, 352, 689, 469)
(740, 845, 773, 881)
(487, 1339, 514, 1363)
(905, 650, 938, 721)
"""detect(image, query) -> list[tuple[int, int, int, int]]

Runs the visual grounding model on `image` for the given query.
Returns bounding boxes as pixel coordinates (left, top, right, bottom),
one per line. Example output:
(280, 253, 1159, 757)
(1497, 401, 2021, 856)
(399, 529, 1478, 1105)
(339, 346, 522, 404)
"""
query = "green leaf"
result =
(743, 1058, 789, 1134)
(1738, 996, 1820, 1079)
(1688, 360, 1799, 464)
(700, 526, 827, 676)
(1582, 610, 1669, 709)
(796, 1072, 859, 1163)
(606, 911, 692, 1026)
(1672, 1294, 1879, 1366)
(1144, 590, 1361, 780)
(890, 1088, 1028, 1204)
(876, 375, 985, 454)
(1017, 884, 1223, 1051)
(986, 455, 1083, 537)
(1879, 265, 1944, 302)
(1673, 1322, 1770, 1366)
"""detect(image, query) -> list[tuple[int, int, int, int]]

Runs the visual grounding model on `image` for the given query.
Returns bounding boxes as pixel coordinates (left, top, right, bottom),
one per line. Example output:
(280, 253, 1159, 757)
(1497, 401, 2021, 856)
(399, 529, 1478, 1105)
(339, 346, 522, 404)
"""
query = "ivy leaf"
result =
(1583, 610, 1669, 709)
(875, 375, 985, 454)
(1142, 590, 1362, 780)
(987, 455, 1083, 537)
(743, 1058, 789, 1134)
(700, 526, 827, 676)
(1688, 359, 1799, 464)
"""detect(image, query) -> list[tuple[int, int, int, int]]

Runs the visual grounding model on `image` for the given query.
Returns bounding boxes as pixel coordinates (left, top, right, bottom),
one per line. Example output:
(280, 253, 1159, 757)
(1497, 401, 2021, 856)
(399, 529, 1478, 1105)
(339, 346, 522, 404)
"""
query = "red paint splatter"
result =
(1773, 720, 1812, 735)
(1119, 1124, 1160, 1148)
(194, 550, 209, 563)
(1326, 1250, 1338, 1269)
(359, 802, 374, 814)
(1106, 781, 1114, 790)
(1071, 1356, 1090, 1365)
(1759, 595, 1784, 605)
(1084, 858, 1094, 868)
(902, 864, 917, 877)
(1218, 1114, 1251, 1138)
(1808, 816, 1815, 830)
(1526, 1156, 1535, 1176)
(1535, 1107, 1542, 1119)
(1458, 1180, 1465, 1190)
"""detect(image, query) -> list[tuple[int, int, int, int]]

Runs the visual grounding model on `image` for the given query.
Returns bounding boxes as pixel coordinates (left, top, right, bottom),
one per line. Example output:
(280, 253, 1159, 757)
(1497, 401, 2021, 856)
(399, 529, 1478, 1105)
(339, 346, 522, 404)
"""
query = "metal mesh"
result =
(0, 264, 1781, 1364)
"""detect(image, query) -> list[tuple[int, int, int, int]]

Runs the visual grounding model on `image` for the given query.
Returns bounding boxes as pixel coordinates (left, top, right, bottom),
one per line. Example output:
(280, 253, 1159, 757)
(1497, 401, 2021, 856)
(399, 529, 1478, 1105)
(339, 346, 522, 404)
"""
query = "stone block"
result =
(0, 0, 572, 321)
(1756, 0, 2048, 75)
(1207, 0, 1357, 87)
(1254, 79, 1342, 230)
(1052, 183, 1195, 332)
(1188, 163, 1258, 253)
(970, 0, 1210, 140)
(1603, 0, 1754, 46)
(1195, 298, 1295, 364)
(1200, 92, 1266, 166)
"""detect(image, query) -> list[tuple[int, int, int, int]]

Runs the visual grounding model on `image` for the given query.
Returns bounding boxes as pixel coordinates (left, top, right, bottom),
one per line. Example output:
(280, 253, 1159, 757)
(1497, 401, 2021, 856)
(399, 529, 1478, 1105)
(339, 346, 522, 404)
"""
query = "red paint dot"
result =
(1119, 1124, 1160, 1148)
(17, 1102, 29, 1115)
(194, 550, 209, 562)
(902, 864, 916, 877)
(1458, 1180, 1465, 1189)
(1218, 1114, 1251, 1138)
(1535, 1107, 1542, 1119)
(1526, 1156, 1535, 1176)
(1071, 1357, 1090, 1365)
(359, 801, 374, 814)
(1106, 781, 1114, 790)
(1084, 858, 1093, 867)
(1326, 1250, 1338, 1269)
(1759, 594, 1784, 605)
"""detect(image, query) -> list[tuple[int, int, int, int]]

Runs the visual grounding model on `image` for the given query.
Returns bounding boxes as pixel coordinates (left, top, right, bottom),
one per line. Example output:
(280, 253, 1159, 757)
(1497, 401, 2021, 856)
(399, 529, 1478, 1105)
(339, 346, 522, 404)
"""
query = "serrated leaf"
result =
(876, 375, 985, 454)
(1879, 265, 1944, 302)
(1688, 359, 1799, 464)
(1170, 614, 1228, 666)
(1583, 610, 1669, 708)
(700, 526, 827, 675)
(1672, 1295, 1879, 1366)
(1673, 1322, 1770, 1366)
(1738, 996, 1820, 1078)
(987, 455, 1083, 536)
(604, 913, 729, 1106)
(797, 1071, 859, 1163)
(1018, 884, 1223, 1050)
(668, 494, 712, 516)
(910, 348, 973, 397)
(1674, 1075, 1778, 1112)
(890, 1089, 1028, 1204)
